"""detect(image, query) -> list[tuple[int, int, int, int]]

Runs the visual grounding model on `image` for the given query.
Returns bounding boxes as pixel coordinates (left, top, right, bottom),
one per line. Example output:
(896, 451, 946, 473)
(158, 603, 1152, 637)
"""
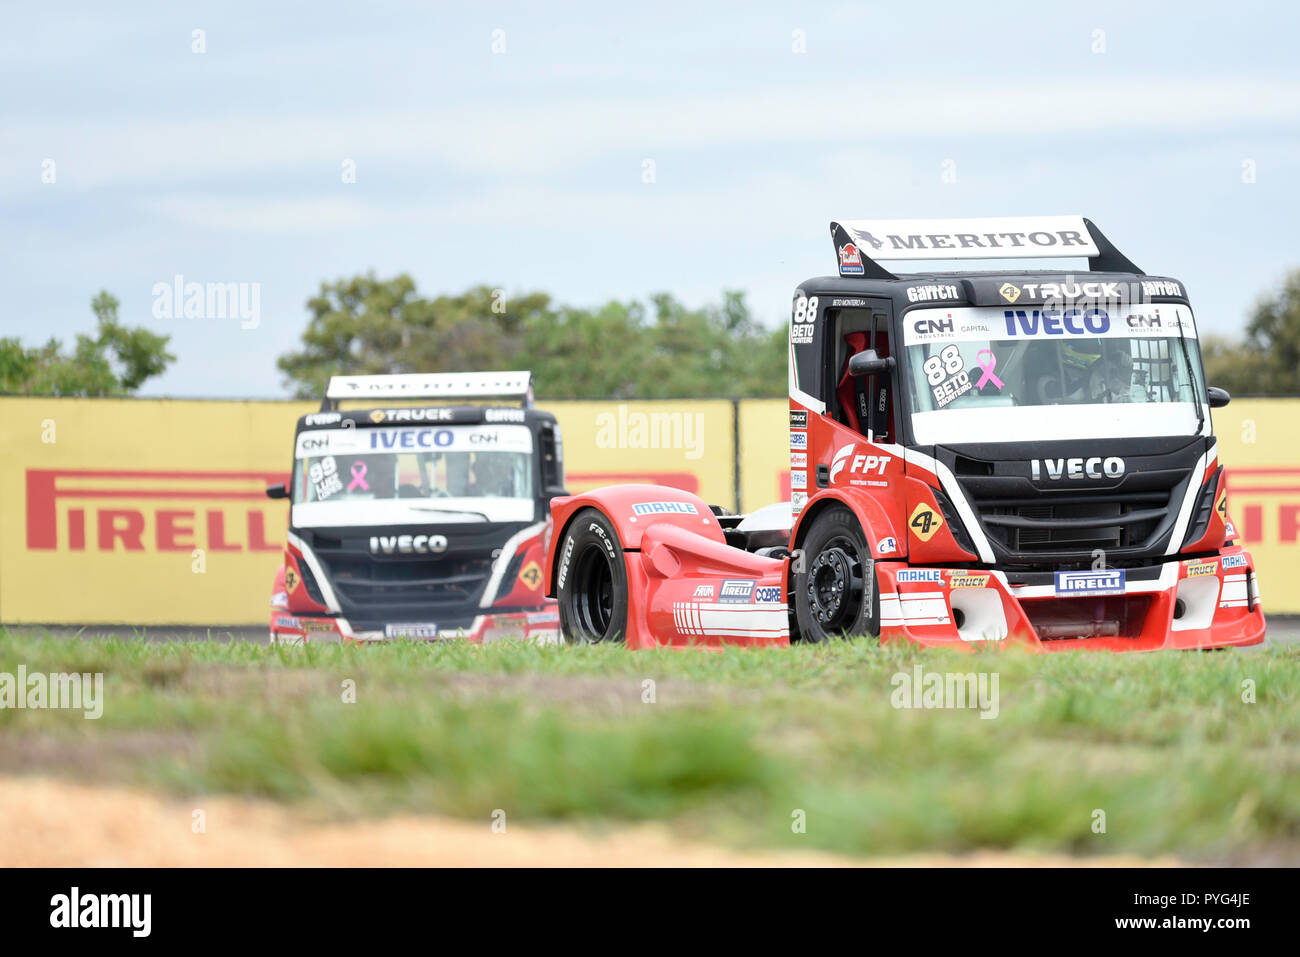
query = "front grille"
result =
(322, 554, 495, 614)
(954, 465, 1188, 566)
(978, 492, 1168, 554)
(292, 521, 538, 631)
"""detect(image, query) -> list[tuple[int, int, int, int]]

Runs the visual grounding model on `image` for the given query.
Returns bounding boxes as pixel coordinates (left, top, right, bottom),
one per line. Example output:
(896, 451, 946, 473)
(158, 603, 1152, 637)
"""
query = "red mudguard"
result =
(547, 485, 790, 649)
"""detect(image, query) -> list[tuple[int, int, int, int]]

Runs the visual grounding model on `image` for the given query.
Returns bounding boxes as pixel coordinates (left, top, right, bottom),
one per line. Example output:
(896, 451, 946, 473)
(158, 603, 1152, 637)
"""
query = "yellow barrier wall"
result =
(1, 398, 313, 625)
(738, 399, 790, 513)
(1, 396, 1296, 623)
(1211, 400, 1300, 616)
(0, 397, 734, 625)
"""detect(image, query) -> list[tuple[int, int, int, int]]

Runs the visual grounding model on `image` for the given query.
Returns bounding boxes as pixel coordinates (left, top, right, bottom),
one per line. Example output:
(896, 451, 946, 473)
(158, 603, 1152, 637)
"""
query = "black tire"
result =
(556, 508, 629, 644)
(793, 504, 880, 643)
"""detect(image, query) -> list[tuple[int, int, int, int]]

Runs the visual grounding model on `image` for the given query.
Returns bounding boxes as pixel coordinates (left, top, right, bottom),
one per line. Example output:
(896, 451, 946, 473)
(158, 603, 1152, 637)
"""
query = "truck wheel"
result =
(556, 508, 629, 644)
(794, 504, 880, 642)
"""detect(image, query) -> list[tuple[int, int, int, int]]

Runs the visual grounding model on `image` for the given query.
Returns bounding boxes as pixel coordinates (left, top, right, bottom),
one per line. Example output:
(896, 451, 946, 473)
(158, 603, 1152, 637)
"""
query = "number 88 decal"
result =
(923, 344, 963, 385)
(793, 296, 819, 322)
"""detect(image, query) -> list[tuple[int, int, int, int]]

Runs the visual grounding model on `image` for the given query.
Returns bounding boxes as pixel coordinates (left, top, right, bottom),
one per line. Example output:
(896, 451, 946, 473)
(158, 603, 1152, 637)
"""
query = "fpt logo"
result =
(829, 444, 891, 483)
(25, 469, 287, 553)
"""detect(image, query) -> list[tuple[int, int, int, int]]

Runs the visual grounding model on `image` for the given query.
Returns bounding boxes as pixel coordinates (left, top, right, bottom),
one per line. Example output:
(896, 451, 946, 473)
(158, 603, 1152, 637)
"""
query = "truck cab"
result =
(266, 371, 564, 644)
(785, 216, 1264, 648)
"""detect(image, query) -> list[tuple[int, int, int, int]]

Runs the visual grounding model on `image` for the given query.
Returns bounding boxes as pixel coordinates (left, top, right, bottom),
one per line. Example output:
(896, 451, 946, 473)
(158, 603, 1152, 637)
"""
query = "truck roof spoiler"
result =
(322, 371, 534, 411)
(829, 215, 1144, 280)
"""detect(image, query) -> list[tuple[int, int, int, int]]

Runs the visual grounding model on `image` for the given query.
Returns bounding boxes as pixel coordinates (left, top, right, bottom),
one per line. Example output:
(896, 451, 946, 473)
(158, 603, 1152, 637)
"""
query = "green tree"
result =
(1200, 334, 1258, 397)
(0, 292, 174, 395)
(276, 275, 553, 397)
(1202, 269, 1300, 396)
(277, 275, 787, 399)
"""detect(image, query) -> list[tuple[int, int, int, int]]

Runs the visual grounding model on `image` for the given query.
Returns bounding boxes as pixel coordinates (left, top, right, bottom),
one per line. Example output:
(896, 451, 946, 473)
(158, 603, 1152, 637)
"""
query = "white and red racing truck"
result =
(266, 372, 565, 644)
(543, 216, 1266, 651)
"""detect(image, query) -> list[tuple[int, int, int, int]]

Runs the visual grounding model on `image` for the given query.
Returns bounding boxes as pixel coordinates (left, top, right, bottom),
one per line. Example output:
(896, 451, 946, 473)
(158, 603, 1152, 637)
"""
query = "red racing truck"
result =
(544, 216, 1266, 651)
(266, 371, 565, 644)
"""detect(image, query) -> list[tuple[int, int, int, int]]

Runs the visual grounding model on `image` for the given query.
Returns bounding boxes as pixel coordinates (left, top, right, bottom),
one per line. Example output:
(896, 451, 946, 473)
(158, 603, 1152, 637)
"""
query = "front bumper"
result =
(269, 607, 560, 646)
(877, 547, 1265, 651)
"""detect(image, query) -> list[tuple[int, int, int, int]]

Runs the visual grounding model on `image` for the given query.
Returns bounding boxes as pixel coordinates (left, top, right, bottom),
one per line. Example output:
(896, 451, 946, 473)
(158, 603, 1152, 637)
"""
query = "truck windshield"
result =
(902, 304, 1208, 444)
(290, 424, 535, 518)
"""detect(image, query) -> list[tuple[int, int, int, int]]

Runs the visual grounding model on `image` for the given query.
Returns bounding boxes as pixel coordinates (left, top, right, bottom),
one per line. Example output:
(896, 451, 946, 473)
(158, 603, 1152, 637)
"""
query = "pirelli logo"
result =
(1225, 467, 1300, 544)
(25, 469, 288, 553)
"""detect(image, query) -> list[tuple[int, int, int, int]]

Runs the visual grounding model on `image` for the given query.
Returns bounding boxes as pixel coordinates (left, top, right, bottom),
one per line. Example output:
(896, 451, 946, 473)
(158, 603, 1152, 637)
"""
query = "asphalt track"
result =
(10, 618, 1300, 648)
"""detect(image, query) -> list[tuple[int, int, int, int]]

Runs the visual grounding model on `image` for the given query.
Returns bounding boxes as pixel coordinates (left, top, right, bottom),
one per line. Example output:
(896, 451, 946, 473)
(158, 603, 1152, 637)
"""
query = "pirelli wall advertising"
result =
(1209, 400, 1300, 615)
(1, 396, 1297, 623)
(2, 398, 313, 626)
(0, 397, 735, 625)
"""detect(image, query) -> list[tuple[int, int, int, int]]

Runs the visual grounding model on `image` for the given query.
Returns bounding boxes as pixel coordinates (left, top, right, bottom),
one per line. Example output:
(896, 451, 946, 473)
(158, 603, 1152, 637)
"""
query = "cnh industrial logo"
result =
(25, 469, 287, 552)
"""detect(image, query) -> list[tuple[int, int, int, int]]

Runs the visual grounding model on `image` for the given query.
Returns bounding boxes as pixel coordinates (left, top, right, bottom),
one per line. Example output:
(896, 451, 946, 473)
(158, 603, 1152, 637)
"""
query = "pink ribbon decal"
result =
(975, 350, 1004, 390)
(348, 462, 369, 491)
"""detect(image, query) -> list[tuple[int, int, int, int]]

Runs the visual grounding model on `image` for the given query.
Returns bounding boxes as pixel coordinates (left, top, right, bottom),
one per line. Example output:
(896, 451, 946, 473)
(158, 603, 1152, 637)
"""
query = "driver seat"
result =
(835, 331, 893, 440)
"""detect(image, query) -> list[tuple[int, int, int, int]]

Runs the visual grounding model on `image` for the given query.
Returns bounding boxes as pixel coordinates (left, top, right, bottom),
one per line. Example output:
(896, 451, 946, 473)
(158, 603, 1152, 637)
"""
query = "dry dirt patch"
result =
(1, 776, 1180, 867)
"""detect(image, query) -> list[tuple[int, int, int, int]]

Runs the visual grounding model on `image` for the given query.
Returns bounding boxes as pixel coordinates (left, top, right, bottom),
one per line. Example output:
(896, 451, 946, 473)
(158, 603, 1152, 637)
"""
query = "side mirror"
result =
(848, 349, 896, 376)
(265, 483, 289, 500)
(1207, 386, 1231, 409)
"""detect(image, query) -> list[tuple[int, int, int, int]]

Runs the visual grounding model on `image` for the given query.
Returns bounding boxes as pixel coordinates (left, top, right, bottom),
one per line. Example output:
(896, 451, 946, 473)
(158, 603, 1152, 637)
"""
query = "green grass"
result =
(1, 628, 1297, 861)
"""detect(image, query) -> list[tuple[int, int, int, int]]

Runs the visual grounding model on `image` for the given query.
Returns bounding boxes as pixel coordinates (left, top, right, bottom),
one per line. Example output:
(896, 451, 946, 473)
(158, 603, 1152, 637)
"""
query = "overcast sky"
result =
(3, 1, 1298, 397)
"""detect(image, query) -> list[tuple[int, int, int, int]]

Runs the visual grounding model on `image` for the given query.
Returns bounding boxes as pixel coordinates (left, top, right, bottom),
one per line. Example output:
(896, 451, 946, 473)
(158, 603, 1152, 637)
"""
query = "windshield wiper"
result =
(406, 506, 492, 521)
(1172, 317, 1206, 435)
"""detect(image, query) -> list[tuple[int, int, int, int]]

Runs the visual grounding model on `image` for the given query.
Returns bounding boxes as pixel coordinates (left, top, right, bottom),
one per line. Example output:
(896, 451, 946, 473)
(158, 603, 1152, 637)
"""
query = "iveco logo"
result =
(1031, 457, 1125, 481)
(369, 534, 449, 555)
